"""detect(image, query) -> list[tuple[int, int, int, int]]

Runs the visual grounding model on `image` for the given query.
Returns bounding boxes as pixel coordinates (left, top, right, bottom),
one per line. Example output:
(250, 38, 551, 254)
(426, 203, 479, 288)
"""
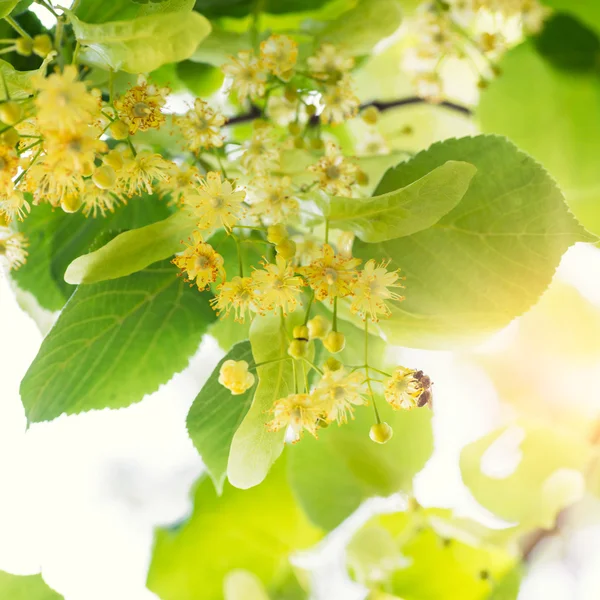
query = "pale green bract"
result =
(353, 135, 595, 349)
(226, 313, 305, 489)
(67, 9, 211, 73)
(186, 341, 255, 494)
(64, 210, 197, 285)
(0, 59, 34, 100)
(20, 261, 215, 422)
(0, 570, 63, 600)
(325, 160, 476, 242)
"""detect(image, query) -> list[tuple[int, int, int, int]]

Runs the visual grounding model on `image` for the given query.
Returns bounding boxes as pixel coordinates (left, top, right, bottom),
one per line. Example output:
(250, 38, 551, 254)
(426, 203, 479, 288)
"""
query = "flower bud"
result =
(307, 314, 330, 339)
(267, 223, 287, 244)
(32, 34, 53, 58)
(15, 37, 33, 56)
(323, 331, 345, 353)
(337, 231, 355, 258)
(61, 193, 83, 214)
(92, 165, 117, 190)
(0, 101, 22, 126)
(323, 357, 342, 371)
(104, 149, 125, 171)
(288, 339, 309, 359)
(293, 325, 309, 340)
(0, 127, 19, 147)
(361, 106, 379, 125)
(356, 170, 369, 186)
(218, 359, 255, 395)
(109, 119, 130, 140)
(276, 238, 296, 260)
(293, 136, 305, 149)
(81, 161, 94, 178)
(306, 104, 317, 117)
(284, 86, 298, 102)
(288, 122, 302, 136)
(369, 422, 393, 444)
(310, 137, 324, 150)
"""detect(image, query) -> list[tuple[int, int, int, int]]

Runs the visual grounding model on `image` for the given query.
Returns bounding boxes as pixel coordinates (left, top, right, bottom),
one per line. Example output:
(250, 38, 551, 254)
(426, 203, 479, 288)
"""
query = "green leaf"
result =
(0, 570, 63, 599)
(13, 197, 171, 311)
(64, 209, 196, 285)
(74, 0, 195, 23)
(176, 60, 224, 96)
(325, 161, 476, 243)
(227, 312, 307, 489)
(147, 458, 321, 600)
(460, 423, 589, 528)
(68, 9, 211, 73)
(288, 405, 433, 530)
(0, 0, 19, 18)
(224, 571, 270, 600)
(190, 28, 251, 66)
(318, 0, 402, 55)
(353, 135, 594, 349)
(478, 22, 600, 236)
(20, 260, 215, 423)
(186, 341, 255, 494)
(541, 0, 600, 35)
(0, 58, 34, 100)
(487, 566, 523, 600)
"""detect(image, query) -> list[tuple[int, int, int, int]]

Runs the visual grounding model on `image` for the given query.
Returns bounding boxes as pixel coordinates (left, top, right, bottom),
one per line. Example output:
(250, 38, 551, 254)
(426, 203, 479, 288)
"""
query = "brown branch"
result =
(225, 96, 473, 126)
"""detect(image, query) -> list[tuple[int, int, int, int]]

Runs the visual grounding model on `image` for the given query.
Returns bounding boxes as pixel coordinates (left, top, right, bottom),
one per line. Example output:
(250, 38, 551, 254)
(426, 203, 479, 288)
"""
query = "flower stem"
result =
(250, 356, 291, 370)
(4, 16, 31, 40)
(364, 319, 381, 424)
(325, 218, 330, 243)
(301, 356, 323, 376)
(332, 296, 338, 332)
(303, 288, 314, 325)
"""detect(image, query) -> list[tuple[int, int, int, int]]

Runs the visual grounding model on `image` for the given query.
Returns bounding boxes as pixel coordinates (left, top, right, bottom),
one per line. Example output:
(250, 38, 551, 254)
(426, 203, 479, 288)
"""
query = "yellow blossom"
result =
(157, 163, 201, 205)
(313, 368, 367, 424)
(307, 43, 355, 82)
(0, 144, 19, 188)
(384, 367, 431, 410)
(350, 259, 405, 321)
(80, 179, 120, 217)
(0, 189, 30, 222)
(173, 231, 225, 291)
(114, 75, 169, 134)
(267, 393, 322, 439)
(260, 34, 298, 80)
(24, 159, 84, 207)
(222, 50, 268, 102)
(175, 99, 226, 153)
(43, 125, 107, 173)
(252, 255, 304, 314)
(320, 78, 360, 125)
(309, 142, 358, 197)
(121, 151, 175, 197)
(34, 65, 100, 133)
(0, 226, 28, 270)
(248, 175, 297, 222)
(218, 359, 255, 395)
(211, 275, 260, 323)
(241, 126, 280, 174)
(299, 243, 361, 302)
(186, 171, 245, 231)
(291, 235, 322, 266)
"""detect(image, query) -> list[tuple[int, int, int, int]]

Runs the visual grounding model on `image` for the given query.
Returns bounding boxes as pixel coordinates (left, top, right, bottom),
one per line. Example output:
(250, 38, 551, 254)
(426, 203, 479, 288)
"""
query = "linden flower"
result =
(222, 50, 268, 102)
(350, 259, 405, 322)
(24, 160, 84, 207)
(260, 34, 298, 80)
(0, 227, 28, 270)
(309, 142, 358, 197)
(0, 144, 19, 188)
(157, 163, 201, 205)
(241, 126, 280, 174)
(384, 367, 427, 410)
(211, 276, 260, 323)
(313, 368, 367, 424)
(299, 243, 361, 302)
(0, 189, 30, 222)
(121, 151, 175, 197)
(34, 65, 100, 133)
(291, 235, 322, 266)
(218, 360, 255, 395)
(188, 171, 245, 231)
(173, 231, 225, 291)
(267, 393, 322, 439)
(44, 125, 107, 173)
(320, 78, 360, 125)
(114, 75, 169, 134)
(252, 255, 304, 314)
(175, 99, 226, 153)
(249, 175, 298, 223)
(307, 43, 355, 82)
(80, 179, 120, 217)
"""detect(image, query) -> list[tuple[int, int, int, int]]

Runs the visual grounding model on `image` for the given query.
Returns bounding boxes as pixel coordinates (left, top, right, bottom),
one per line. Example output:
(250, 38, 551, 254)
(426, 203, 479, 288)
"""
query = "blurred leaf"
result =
(227, 312, 309, 489)
(0, 571, 63, 599)
(353, 135, 594, 349)
(0, 0, 19, 18)
(479, 19, 600, 236)
(64, 210, 197, 285)
(74, 0, 195, 23)
(147, 457, 321, 600)
(318, 0, 402, 55)
(14, 197, 171, 310)
(69, 9, 211, 73)
(190, 27, 251, 66)
(21, 260, 215, 422)
(487, 565, 523, 600)
(288, 406, 433, 530)
(0, 58, 34, 100)
(194, 0, 334, 19)
(325, 161, 476, 242)
(187, 341, 254, 493)
(176, 60, 224, 96)
(541, 0, 600, 35)
(460, 423, 589, 528)
(224, 570, 270, 600)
